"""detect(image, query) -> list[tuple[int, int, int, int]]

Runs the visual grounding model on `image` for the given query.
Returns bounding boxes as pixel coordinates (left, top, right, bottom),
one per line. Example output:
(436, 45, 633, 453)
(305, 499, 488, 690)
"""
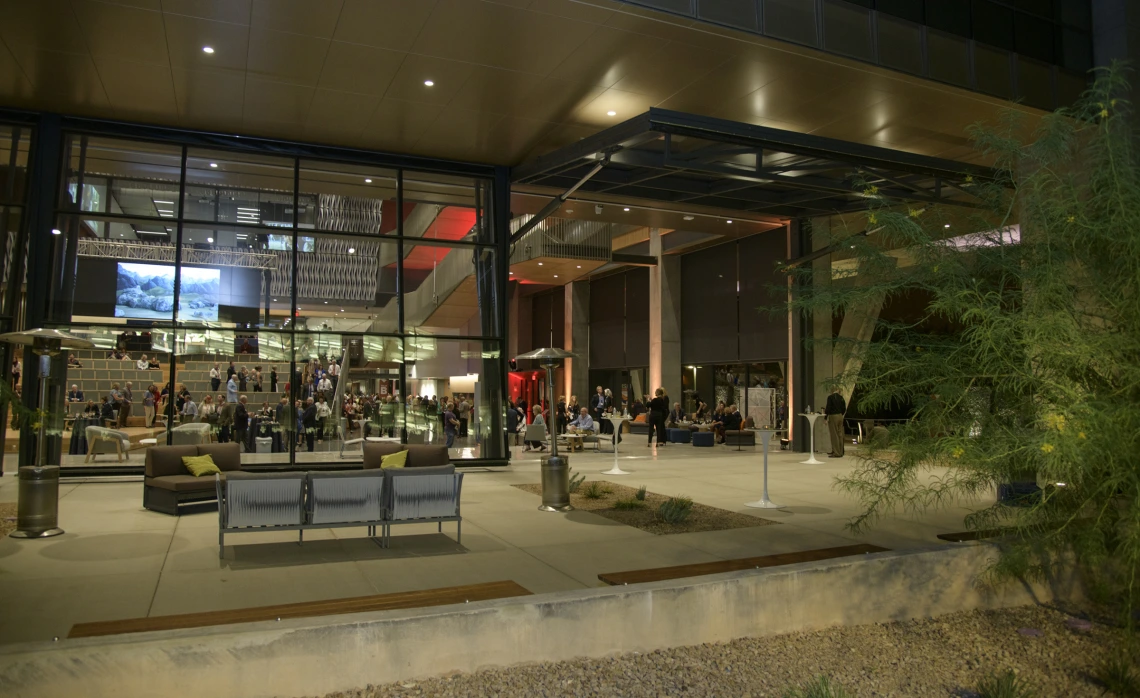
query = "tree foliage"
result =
(785, 65, 1140, 621)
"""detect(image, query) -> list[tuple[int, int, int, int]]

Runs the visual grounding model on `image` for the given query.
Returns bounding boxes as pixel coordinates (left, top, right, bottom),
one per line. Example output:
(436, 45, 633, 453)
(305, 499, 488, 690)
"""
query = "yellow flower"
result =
(1041, 443, 1055, 454)
(863, 185, 879, 196)
(1100, 109, 1109, 118)
(908, 208, 922, 218)
(950, 447, 964, 459)
(1066, 216, 1075, 223)
(868, 213, 878, 225)
(964, 175, 974, 184)
(1044, 413, 1066, 432)
(1078, 432, 1086, 440)
(915, 346, 923, 352)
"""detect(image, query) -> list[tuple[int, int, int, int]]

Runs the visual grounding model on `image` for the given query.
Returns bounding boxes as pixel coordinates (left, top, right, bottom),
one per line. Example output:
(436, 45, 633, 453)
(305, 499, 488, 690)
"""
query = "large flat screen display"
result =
(115, 263, 220, 321)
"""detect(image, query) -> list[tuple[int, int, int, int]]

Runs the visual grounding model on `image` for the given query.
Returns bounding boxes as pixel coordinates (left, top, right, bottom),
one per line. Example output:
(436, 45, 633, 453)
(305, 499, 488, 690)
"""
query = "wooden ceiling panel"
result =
(7, 46, 109, 105)
(164, 13, 251, 70)
(382, 54, 475, 106)
(545, 26, 667, 89)
(160, 0, 252, 24)
(357, 98, 443, 152)
(445, 67, 548, 116)
(509, 258, 606, 286)
(411, 109, 507, 161)
(567, 88, 657, 127)
(251, 0, 344, 39)
(655, 58, 780, 114)
(171, 66, 245, 122)
(528, 0, 616, 24)
(411, 0, 597, 75)
(0, 44, 33, 102)
(94, 58, 179, 118)
(317, 42, 404, 95)
(0, 0, 88, 52)
(304, 88, 380, 141)
(333, 0, 438, 53)
(246, 28, 330, 86)
(74, 1, 170, 64)
(608, 41, 730, 103)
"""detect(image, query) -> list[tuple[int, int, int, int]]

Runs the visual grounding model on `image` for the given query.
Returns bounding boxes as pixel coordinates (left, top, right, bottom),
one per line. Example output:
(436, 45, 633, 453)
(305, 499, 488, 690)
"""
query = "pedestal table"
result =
(601, 416, 631, 475)
(745, 430, 785, 509)
(799, 412, 824, 465)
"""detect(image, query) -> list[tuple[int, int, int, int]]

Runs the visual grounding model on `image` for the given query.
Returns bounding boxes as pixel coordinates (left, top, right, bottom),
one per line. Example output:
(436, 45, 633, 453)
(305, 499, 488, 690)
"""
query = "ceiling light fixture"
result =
(364, 178, 372, 183)
(202, 46, 214, 54)
(683, 215, 694, 221)
(623, 207, 630, 212)
(553, 275, 558, 278)
(607, 110, 616, 116)
(209, 162, 218, 168)
(576, 265, 581, 269)
(207, 237, 214, 243)
(153, 200, 173, 205)
(424, 79, 434, 87)
(509, 271, 514, 275)
(537, 262, 543, 266)
(944, 224, 951, 228)
(324, 301, 328, 304)
(51, 228, 61, 235)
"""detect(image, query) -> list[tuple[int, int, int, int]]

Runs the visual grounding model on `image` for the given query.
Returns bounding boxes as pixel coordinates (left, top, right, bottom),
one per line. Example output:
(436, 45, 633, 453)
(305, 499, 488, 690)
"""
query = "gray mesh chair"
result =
(383, 465, 463, 548)
(307, 470, 385, 539)
(216, 472, 306, 557)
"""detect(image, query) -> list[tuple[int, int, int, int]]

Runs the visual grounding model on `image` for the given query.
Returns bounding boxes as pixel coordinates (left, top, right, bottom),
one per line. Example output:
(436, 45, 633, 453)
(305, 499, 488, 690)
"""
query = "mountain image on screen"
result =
(114, 263, 220, 321)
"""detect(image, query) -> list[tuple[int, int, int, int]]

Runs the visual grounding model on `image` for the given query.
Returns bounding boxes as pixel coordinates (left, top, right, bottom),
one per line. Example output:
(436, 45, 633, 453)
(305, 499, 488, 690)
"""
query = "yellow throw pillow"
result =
(182, 454, 221, 477)
(380, 449, 408, 470)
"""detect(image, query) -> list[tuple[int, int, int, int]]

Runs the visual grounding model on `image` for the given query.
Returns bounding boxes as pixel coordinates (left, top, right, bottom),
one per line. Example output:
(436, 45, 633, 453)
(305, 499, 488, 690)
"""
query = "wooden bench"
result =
(68, 580, 532, 639)
(936, 529, 1003, 542)
(597, 544, 889, 586)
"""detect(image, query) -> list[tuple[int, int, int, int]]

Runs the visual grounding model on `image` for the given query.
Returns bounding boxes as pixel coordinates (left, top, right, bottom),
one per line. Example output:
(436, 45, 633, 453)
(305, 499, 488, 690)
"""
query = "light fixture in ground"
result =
(51, 228, 60, 235)
(537, 262, 543, 266)
(623, 207, 630, 212)
(683, 215, 694, 221)
(944, 224, 951, 228)
(364, 178, 371, 183)
(202, 46, 214, 54)
(607, 110, 616, 116)
(209, 162, 217, 168)
(424, 80, 434, 87)
(726, 220, 733, 224)
(576, 265, 581, 269)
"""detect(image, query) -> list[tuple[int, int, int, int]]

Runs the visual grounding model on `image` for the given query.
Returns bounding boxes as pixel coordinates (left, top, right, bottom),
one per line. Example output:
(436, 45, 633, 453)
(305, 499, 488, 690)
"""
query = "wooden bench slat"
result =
(597, 544, 890, 586)
(936, 529, 1003, 542)
(68, 580, 531, 639)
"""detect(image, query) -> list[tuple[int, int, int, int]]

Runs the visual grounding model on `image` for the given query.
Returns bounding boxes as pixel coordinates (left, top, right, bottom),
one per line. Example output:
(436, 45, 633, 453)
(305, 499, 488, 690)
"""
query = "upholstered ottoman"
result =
(691, 431, 715, 447)
(667, 428, 691, 444)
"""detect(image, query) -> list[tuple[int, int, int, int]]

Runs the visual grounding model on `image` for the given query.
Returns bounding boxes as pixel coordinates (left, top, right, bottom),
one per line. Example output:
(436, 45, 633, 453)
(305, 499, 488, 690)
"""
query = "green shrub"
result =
(635, 485, 647, 501)
(612, 498, 646, 511)
(782, 675, 852, 698)
(568, 469, 585, 494)
(581, 481, 606, 499)
(1093, 652, 1140, 697)
(656, 496, 694, 524)
(976, 671, 1035, 698)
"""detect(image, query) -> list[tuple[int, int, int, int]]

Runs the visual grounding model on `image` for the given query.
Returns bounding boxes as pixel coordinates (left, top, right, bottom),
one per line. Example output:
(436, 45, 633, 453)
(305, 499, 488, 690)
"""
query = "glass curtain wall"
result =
(42, 134, 503, 468)
(681, 361, 788, 428)
(0, 124, 32, 464)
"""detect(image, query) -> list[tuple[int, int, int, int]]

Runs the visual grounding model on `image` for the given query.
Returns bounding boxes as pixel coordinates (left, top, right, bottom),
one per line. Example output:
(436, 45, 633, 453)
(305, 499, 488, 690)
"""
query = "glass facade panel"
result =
(877, 14, 924, 75)
(824, 0, 874, 61)
(927, 30, 972, 87)
(40, 133, 505, 469)
(765, 0, 819, 47)
(974, 44, 1014, 98)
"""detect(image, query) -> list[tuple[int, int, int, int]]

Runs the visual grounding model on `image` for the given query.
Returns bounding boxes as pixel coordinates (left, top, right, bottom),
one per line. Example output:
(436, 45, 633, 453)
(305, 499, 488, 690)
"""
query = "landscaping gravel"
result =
(315, 605, 1118, 698)
(0, 502, 16, 539)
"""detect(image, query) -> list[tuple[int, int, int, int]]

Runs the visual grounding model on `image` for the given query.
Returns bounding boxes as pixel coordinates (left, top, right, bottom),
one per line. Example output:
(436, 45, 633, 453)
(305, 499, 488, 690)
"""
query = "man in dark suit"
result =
(67, 384, 84, 402)
(302, 397, 317, 452)
(234, 396, 249, 452)
(714, 404, 743, 444)
(826, 387, 847, 457)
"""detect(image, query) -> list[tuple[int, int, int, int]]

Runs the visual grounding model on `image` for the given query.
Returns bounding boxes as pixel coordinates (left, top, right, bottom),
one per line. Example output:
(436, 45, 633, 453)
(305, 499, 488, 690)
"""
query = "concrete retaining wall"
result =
(0, 543, 1077, 698)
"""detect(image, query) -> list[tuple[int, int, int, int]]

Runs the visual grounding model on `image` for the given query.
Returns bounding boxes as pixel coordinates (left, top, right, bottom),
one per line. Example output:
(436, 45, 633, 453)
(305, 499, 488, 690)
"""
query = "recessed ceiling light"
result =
(726, 220, 733, 224)
(51, 228, 61, 235)
(509, 271, 514, 275)
(340, 309, 344, 312)
(944, 224, 951, 228)
(607, 111, 616, 116)
(348, 247, 355, 254)
(207, 237, 213, 243)
(553, 275, 558, 278)
(202, 46, 214, 54)
(424, 80, 434, 87)
(209, 163, 217, 168)
(364, 178, 372, 183)
(565, 209, 573, 214)
(576, 265, 581, 269)
(623, 207, 630, 212)
(537, 262, 543, 266)
(324, 301, 328, 304)
(683, 215, 694, 221)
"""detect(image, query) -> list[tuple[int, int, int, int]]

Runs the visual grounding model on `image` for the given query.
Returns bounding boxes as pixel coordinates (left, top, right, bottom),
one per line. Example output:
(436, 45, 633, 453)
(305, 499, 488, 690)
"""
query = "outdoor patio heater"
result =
(514, 347, 577, 512)
(0, 328, 95, 538)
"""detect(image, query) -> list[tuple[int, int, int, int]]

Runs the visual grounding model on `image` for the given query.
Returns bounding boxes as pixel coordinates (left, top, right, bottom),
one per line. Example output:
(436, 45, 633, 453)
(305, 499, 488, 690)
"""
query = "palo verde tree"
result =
(784, 65, 1140, 621)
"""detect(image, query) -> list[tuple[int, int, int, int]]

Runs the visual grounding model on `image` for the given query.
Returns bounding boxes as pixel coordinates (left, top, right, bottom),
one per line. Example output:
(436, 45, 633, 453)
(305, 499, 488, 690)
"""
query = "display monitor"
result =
(115, 262, 220, 321)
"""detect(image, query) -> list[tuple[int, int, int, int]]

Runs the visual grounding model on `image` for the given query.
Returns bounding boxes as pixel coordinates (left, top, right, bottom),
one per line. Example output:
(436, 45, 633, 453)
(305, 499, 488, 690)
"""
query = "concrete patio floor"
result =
(0, 443, 990, 645)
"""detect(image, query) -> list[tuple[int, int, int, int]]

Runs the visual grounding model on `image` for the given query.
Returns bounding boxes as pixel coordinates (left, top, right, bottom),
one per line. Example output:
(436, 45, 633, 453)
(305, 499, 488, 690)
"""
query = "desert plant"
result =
(1093, 652, 1140, 697)
(612, 497, 646, 511)
(568, 469, 585, 494)
(580, 481, 607, 499)
(656, 496, 694, 524)
(975, 671, 1035, 698)
(635, 485, 647, 501)
(781, 65, 1140, 625)
(782, 675, 852, 698)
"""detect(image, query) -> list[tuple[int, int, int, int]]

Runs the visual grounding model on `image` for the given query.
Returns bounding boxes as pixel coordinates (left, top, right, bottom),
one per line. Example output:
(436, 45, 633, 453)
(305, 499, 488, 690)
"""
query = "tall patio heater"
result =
(0, 328, 95, 538)
(514, 347, 577, 512)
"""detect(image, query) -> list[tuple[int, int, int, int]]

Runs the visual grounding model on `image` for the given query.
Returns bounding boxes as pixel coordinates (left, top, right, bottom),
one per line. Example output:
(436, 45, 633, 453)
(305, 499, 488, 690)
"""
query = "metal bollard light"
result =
(11, 465, 64, 538)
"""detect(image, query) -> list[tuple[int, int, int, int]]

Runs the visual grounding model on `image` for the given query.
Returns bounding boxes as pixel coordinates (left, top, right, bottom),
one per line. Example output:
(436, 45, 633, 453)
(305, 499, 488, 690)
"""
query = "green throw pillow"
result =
(183, 454, 221, 477)
(380, 450, 408, 469)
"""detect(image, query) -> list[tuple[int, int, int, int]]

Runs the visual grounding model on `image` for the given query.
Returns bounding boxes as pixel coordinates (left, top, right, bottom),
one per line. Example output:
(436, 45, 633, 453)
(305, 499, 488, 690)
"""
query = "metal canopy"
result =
(512, 109, 993, 219)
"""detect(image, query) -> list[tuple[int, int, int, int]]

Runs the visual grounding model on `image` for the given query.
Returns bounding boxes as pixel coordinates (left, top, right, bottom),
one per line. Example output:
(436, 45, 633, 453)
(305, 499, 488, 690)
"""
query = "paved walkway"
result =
(0, 443, 986, 645)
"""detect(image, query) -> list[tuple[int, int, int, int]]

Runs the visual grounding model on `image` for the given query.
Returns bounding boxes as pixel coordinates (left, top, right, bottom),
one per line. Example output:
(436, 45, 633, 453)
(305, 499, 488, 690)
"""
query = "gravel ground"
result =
(0, 502, 15, 539)
(513, 482, 778, 535)
(315, 605, 1120, 698)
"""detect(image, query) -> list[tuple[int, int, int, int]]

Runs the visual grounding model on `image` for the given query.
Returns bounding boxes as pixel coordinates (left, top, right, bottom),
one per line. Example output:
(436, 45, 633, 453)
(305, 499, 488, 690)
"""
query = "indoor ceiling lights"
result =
(726, 220, 733, 224)
(364, 178, 372, 183)
(424, 80, 434, 87)
(51, 228, 60, 235)
(207, 237, 214, 243)
(607, 111, 616, 116)
(553, 275, 558, 278)
(623, 207, 630, 212)
(202, 46, 214, 54)
(209, 162, 218, 168)
(537, 262, 543, 266)
(944, 224, 951, 228)
(576, 265, 581, 269)
(683, 215, 694, 221)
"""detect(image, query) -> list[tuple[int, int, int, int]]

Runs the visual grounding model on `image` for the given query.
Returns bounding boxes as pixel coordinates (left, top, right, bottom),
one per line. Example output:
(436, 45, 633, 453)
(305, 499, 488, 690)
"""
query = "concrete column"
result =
(834, 259, 896, 405)
(648, 228, 682, 403)
(810, 216, 833, 413)
(563, 280, 589, 403)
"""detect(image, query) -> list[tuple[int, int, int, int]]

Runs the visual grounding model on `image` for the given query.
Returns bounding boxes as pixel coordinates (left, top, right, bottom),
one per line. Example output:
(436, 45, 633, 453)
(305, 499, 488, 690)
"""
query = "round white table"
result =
(799, 412, 824, 464)
(601, 416, 631, 475)
(139, 438, 157, 446)
(745, 430, 786, 509)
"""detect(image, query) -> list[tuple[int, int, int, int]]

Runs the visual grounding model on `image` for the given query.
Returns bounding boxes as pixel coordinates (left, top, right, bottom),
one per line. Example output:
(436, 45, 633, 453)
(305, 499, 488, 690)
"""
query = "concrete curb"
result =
(0, 543, 1077, 698)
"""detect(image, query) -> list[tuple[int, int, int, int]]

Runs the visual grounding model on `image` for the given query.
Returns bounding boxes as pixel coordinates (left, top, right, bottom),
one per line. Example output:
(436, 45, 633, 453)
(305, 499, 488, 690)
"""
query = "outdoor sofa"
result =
(144, 442, 243, 515)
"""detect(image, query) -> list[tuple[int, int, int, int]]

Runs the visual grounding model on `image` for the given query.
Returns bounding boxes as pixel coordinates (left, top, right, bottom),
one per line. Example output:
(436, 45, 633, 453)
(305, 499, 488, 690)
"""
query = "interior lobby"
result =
(0, 0, 1131, 693)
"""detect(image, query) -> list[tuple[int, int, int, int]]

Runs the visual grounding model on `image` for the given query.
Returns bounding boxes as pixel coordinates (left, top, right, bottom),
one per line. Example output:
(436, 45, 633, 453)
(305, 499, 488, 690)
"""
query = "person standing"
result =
(210, 363, 221, 393)
(226, 374, 238, 403)
(317, 374, 332, 403)
(270, 365, 278, 393)
(226, 361, 236, 383)
(647, 388, 669, 447)
(315, 395, 331, 444)
(143, 386, 156, 427)
(234, 395, 249, 451)
(826, 387, 847, 458)
(302, 397, 317, 452)
(119, 381, 134, 428)
(457, 395, 470, 438)
(443, 401, 459, 448)
(238, 367, 248, 393)
(181, 393, 198, 422)
(252, 366, 262, 393)
(327, 359, 339, 391)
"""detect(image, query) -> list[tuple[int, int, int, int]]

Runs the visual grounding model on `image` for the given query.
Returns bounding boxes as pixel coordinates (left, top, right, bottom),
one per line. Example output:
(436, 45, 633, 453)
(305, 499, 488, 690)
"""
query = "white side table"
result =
(799, 412, 824, 464)
(745, 430, 785, 509)
(601, 416, 631, 475)
(139, 438, 158, 447)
